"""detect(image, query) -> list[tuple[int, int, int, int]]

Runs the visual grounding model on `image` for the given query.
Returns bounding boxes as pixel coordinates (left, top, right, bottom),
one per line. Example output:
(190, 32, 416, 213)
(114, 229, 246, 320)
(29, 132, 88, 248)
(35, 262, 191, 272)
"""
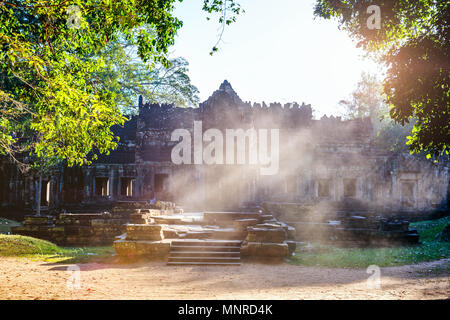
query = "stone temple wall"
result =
(0, 81, 448, 220)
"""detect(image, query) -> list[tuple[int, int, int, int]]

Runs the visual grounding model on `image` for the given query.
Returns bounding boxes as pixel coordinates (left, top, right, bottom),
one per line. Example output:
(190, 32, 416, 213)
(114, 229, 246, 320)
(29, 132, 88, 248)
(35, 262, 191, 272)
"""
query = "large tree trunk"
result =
(36, 174, 42, 216)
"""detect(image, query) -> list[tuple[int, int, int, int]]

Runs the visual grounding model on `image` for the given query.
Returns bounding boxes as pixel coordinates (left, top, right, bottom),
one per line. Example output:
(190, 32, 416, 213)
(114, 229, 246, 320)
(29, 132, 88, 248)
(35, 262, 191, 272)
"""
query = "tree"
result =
(0, 0, 242, 169)
(314, 0, 449, 158)
(339, 72, 383, 121)
(340, 72, 414, 153)
(93, 37, 200, 114)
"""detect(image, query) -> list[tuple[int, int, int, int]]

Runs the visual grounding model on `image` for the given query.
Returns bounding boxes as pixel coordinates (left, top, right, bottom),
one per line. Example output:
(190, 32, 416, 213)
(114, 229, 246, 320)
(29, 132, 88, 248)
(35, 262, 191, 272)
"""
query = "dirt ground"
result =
(0, 257, 448, 300)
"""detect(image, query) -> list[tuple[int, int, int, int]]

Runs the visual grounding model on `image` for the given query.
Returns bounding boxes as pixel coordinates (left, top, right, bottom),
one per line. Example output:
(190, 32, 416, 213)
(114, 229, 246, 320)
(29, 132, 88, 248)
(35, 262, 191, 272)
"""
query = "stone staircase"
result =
(167, 239, 242, 266)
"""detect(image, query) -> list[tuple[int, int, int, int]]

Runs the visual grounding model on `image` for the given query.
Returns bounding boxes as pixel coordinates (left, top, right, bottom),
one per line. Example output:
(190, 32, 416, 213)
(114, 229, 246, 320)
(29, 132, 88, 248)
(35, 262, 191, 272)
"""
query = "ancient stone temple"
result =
(0, 80, 449, 219)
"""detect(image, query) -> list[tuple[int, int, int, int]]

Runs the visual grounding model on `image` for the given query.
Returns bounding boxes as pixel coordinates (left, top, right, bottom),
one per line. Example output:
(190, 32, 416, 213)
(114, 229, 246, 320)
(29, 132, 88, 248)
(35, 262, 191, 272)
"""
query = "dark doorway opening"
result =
(344, 179, 356, 197)
(95, 177, 109, 197)
(318, 179, 331, 197)
(154, 174, 168, 193)
(121, 178, 134, 197)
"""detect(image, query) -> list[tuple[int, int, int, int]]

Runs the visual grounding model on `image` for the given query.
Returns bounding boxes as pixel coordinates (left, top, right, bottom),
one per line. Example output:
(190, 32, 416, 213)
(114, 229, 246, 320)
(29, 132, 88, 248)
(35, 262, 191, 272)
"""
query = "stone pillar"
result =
(83, 168, 92, 200)
(135, 165, 144, 199)
(109, 166, 115, 200)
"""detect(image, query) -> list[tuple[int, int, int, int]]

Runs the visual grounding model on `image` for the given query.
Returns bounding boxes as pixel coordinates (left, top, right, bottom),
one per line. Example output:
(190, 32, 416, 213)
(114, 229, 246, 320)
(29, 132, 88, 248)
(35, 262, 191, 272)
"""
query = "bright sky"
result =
(172, 0, 382, 118)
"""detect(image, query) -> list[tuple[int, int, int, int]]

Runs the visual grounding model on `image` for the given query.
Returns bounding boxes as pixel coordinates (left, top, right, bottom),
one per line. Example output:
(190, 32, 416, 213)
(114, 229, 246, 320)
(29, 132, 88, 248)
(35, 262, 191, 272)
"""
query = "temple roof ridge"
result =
(202, 80, 243, 106)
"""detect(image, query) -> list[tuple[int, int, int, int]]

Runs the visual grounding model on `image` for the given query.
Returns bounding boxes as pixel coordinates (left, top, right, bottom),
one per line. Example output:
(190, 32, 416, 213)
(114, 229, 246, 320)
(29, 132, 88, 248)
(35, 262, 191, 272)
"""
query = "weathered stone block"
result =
(203, 212, 260, 224)
(149, 209, 164, 216)
(285, 240, 297, 255)
(113, 239, 135, 256)
(260, 215, 274, 221)
(129, 213, 150, 224)
(91, 218, 126, 226)
(23, 215, 54, 225)
(135, 241, 170, 256)
(233, 219, 259, 231)
(153, 216, 183, 224)
(247, 227, 287, 243)
(380, 220, 409, 232)
(346, 216, 373, 229)
(174, 207, 184, 214)
(163, 229, 179, 239)
(126, 224, 164, 240)
(114, 240, 170, 258)
(286, 226, 296, 239)
(241, 242, 289, 257)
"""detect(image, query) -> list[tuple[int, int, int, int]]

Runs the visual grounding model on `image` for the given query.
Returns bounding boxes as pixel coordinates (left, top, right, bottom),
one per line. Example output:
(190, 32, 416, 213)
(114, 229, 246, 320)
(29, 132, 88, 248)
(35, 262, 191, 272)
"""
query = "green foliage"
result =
(94, 37, 200, 113)
(374, 115, 415, 153)
(339, 72, 384, 120)
(340, 72, 415, 153)
(0, 0, 241, 168)
(288, 216, 450, 268)
(314, 0, 449, 158)
(0, 234, 115, 263)
(412, 216, 450, 242)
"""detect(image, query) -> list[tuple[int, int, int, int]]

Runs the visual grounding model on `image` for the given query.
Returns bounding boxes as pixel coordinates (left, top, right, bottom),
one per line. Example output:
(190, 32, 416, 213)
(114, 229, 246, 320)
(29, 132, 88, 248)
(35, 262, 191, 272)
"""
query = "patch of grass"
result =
(0, 218, 21, 234)
(288, 216, 450, 268)
(0, 234, 115, 263)
(410, 216, 449, 241)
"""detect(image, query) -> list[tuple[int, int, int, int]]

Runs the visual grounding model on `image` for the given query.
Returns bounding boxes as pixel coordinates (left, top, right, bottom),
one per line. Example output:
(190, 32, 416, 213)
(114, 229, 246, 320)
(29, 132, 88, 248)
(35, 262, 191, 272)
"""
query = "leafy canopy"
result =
(314, 0, 449, 158)
(93, 37, 199, 114)
(340, 72, 415, 153)
(0, 0, 241, 168)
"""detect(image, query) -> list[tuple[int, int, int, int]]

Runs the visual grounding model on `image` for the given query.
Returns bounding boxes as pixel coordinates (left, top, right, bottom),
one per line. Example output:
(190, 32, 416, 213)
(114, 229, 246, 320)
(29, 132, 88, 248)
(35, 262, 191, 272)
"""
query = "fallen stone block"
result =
(286, 226, 296, 239)
(380, 220, 410, 232)
(285, 240, 297, 255)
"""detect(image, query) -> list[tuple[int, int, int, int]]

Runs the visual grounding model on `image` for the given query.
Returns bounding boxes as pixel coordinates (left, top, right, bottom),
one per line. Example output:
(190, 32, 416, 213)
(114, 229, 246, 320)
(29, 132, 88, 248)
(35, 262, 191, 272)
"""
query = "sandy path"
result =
(0, 257, 448, 300)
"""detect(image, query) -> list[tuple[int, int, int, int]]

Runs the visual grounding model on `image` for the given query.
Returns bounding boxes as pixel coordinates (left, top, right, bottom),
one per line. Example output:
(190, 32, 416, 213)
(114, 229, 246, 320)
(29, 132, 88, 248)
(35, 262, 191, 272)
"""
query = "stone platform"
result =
(113, 210, 297, 264)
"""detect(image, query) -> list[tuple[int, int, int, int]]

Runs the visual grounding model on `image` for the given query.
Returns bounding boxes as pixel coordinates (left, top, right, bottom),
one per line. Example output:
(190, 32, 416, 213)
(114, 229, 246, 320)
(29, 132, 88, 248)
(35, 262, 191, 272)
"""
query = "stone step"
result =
(211, 230, 247, 240)
(167, 261, 241, 266)
(171, 239, 242, 247)
(168, 237, 242, 266)
(203, 212, 260, 222)
(181, 231, 214, 239)
(168, 256, 241, 263)
(169, 251, 240, 257)
(170, 245, 241, 252)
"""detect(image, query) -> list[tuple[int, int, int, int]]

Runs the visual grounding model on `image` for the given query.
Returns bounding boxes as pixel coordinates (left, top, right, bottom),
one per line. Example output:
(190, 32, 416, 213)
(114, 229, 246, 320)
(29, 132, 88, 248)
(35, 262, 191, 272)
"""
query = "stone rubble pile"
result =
(288, 214, 419, 246)
(113, 224, 170, 258)
(240, 212, 297, 260)
(11, 201, 178, 246)
(113, 209, 298, 261)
